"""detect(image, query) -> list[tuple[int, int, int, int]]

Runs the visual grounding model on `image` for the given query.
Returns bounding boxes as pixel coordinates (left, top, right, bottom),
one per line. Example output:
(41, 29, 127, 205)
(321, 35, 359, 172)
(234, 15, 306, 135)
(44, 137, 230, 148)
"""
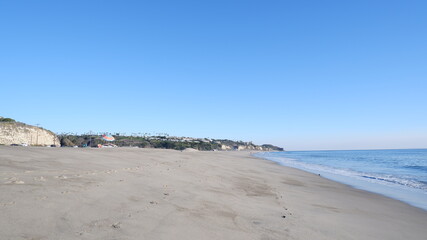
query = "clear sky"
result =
(1, 0, 426, 150)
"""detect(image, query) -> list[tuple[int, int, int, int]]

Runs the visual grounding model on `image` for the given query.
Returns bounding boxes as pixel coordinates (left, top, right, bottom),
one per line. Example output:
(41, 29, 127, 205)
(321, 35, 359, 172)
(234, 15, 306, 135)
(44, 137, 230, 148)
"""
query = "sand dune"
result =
(0, 146, 426, 240)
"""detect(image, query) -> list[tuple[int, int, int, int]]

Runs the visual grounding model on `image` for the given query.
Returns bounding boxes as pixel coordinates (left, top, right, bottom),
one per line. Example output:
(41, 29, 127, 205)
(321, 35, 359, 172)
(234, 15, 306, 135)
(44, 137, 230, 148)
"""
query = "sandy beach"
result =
(0, 146, 426, 240)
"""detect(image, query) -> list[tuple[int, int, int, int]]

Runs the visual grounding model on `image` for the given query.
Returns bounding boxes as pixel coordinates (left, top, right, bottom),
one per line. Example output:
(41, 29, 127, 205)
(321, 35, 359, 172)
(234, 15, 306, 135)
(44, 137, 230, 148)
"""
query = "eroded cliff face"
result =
(0, 123, 60, 146)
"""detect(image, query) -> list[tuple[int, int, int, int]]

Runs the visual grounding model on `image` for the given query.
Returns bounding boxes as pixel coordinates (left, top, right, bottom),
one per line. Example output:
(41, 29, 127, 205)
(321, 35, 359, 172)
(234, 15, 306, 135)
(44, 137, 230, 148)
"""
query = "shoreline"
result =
(253, 151, 427, 211)
(1, 146, 426, 239)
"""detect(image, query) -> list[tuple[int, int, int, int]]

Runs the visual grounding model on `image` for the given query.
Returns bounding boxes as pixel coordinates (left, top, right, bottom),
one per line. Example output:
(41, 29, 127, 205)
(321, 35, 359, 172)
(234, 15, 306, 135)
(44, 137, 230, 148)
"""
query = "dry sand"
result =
(0, 146, 426, 240)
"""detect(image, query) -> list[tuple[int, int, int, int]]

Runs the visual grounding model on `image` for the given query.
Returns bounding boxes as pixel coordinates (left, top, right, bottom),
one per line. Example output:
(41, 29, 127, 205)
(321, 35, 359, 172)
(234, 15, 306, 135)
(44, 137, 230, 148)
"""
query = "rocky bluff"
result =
(0, 119, 60, 146)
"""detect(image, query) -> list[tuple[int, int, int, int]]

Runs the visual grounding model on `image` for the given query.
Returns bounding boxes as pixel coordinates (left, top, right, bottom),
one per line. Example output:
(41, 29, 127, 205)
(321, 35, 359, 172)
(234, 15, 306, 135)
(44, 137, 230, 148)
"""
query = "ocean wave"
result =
(256, 154, 427, 191)
(403, 165, 427, 172)
(359, 174, 427, 190)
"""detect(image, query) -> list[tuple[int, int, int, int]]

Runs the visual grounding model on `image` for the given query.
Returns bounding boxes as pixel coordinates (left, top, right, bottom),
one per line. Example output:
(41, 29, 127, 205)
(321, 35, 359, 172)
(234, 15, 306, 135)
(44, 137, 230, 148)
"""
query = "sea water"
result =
(255, 149, 427, 211)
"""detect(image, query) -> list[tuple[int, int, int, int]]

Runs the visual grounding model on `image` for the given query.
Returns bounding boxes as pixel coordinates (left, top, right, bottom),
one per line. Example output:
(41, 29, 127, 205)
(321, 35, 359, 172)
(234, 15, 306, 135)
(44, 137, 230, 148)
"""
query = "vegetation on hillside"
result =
(1, 116, 283, 151)
(58, 134, 283, 151)
(0, 117, 16, 122)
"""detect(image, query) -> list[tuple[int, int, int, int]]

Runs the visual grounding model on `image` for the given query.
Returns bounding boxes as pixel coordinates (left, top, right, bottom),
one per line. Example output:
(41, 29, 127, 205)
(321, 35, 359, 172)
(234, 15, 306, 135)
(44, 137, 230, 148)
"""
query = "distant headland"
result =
(0, 117, 283, 151)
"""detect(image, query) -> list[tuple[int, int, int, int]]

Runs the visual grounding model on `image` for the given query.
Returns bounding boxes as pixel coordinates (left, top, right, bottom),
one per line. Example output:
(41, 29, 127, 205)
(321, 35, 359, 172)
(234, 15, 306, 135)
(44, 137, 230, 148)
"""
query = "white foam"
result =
(255, 153, 427, 210)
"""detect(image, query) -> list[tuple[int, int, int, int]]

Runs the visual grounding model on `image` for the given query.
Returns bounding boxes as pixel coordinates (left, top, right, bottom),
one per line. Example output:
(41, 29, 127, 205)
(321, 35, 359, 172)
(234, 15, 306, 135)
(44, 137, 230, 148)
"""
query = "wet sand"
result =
(0, 146, 426, 239)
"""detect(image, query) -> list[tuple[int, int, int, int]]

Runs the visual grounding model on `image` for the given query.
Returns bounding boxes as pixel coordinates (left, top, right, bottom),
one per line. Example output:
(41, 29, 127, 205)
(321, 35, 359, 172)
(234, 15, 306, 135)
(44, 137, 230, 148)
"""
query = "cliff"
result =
(0, 122, 60, 147)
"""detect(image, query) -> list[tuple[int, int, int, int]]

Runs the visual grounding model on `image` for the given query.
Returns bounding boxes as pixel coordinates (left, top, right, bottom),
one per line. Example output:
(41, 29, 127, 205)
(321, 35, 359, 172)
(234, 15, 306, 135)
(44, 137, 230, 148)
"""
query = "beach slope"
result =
(0, 146, 426, 239)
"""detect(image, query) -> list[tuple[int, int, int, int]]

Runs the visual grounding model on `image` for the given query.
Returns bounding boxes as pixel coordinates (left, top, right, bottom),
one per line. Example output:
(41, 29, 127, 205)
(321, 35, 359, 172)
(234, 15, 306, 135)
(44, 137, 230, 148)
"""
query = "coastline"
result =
(254, 151, 427, 211)
(1, 146, 426, 239)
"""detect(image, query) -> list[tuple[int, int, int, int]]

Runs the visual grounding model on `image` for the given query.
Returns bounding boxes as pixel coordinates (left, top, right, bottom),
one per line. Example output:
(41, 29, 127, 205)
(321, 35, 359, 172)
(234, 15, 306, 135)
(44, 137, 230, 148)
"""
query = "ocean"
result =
(255, 149, 427, 211)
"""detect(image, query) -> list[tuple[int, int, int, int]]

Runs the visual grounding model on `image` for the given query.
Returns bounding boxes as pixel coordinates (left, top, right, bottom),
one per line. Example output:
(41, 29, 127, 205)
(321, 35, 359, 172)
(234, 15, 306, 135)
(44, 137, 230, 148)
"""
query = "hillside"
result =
(0, 117, 283, 151)
(59, 134, 284, 151)
(0, 117, 60, 147)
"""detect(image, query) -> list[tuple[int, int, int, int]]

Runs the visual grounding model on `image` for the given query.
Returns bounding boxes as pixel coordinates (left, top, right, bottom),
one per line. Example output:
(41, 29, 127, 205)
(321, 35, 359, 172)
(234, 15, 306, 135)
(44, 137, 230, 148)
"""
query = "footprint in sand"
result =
(11, 180, 25, 184)
(81, 218, 116, 233)
(55, 175, 68, 179)
(1, 201, 15, 207)
(34, 176, 47, 182)
(84, 171, 98, 175)
(163, 193, 170, 199)
(36, 196, 48, 200)
(111, 222, 121, 229)
(5, 177, 25, 184)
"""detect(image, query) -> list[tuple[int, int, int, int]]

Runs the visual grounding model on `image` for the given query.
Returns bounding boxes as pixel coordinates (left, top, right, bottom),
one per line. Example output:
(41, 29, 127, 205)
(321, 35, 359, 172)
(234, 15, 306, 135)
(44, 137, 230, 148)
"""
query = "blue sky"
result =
(1, 0, 426, 150)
